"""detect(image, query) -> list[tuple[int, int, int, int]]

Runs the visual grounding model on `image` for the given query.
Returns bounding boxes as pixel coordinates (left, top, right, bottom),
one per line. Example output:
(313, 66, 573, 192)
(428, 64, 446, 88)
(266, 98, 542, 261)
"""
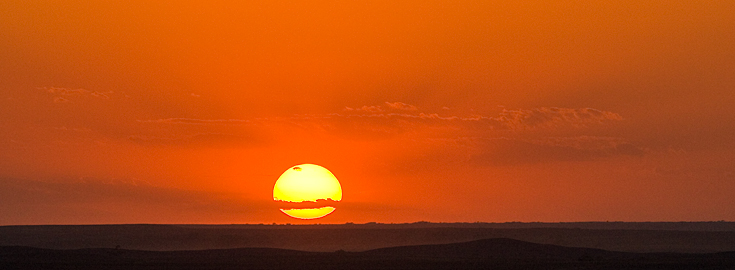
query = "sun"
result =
(273, 164, 342, 219)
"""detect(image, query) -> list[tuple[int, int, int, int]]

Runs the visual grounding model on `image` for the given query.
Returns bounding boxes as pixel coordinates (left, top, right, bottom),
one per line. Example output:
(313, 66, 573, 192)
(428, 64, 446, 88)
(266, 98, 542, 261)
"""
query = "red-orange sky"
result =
(2, 1, 735, 224)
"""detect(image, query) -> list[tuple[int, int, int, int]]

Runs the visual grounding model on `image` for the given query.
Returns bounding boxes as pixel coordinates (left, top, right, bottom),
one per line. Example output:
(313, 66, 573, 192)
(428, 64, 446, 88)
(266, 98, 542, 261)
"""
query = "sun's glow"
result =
(273, 164, 342, 219)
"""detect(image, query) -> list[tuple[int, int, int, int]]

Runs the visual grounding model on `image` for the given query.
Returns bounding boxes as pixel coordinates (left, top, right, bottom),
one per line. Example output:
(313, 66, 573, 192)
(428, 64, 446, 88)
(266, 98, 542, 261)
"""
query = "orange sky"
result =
(2, 1, 735, 224)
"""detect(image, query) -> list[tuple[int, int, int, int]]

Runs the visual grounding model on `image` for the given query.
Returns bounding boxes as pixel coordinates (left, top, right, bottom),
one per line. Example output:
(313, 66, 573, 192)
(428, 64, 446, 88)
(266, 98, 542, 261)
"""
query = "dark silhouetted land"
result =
(2, 222, 735, 253)
(2, 238, 735, 269)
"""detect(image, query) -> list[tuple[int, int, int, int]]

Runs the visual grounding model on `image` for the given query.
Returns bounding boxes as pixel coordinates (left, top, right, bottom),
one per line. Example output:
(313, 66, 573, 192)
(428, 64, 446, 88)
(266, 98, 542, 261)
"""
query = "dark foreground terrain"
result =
(3, 222, 735, 253)
(2, 238, 735, 270)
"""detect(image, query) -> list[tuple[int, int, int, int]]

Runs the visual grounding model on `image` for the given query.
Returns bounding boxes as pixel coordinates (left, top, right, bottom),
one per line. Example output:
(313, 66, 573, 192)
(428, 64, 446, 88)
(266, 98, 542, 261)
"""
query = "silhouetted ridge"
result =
(4, 224, 735, 253)
(3, 241, 735, 269)
(363, 238, 625, 260)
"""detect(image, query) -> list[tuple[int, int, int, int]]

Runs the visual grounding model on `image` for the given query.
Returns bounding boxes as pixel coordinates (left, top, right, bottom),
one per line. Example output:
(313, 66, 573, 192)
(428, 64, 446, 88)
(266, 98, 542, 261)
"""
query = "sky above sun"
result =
(1, 1, 735, 224)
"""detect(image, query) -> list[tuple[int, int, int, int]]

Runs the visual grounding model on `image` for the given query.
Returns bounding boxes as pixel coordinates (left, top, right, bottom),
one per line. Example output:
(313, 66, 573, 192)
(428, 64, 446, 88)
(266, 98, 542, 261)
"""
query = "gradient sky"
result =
(2, 1, 735, 224)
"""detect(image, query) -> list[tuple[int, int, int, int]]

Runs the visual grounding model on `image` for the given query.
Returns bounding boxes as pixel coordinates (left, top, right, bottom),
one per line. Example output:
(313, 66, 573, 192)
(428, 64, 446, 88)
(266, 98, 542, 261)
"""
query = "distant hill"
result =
(363, 238, 624, 260)
(2, 223, 735, 253)
(2, 238, 735, 269)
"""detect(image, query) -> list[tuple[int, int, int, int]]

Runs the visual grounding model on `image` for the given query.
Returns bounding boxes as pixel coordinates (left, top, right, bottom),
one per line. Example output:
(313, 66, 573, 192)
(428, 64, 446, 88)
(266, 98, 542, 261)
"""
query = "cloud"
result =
(316, 106, 622, 134)
(44, 87, 88, 95)
(385, 135, 645, 173)
(132, 105, 624, 146)
(136, 105, 622, 144)
(340, 103, 621, 128)
(128, 133, 260, 147)
(384, 101, 418, 111)
(90, 91, 110, 99)
(275, 198, 340, 209)
(42, 87, 114, 102)
(344, 101, 418, 113)
(53, 97, 69, 103)
(531, 136, 639, 151)
(494, 107, 623, 129)
(53, 126, 93, 132)
(344, 105, 383, 113)
(137, 118, 249, 125)
(226, 104, 624, 143)
(386, 136, 645, 173)
(469, 137, 644, 166)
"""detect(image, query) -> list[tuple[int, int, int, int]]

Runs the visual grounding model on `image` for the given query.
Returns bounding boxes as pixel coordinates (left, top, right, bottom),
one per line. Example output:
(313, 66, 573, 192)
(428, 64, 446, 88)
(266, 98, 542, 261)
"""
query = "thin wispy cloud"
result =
(137, 118, 250, 125)
(468, 137, 645, 166)
(323, 105, 622, 132)
(41, 87, 114, 102)
(128, 133, 260, 147)
(385, 101, 418, 111)
(135, 104, 623, 144)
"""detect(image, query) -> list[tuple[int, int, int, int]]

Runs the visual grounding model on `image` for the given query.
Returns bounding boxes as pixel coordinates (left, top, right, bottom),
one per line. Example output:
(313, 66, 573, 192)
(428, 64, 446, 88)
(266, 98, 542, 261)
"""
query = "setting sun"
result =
(273, 164, 342, 219)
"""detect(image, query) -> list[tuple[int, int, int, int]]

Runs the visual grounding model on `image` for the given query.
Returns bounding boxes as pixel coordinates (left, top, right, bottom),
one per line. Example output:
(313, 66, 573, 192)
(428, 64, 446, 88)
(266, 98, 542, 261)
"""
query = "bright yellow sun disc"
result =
(273, 164, 342, 219)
